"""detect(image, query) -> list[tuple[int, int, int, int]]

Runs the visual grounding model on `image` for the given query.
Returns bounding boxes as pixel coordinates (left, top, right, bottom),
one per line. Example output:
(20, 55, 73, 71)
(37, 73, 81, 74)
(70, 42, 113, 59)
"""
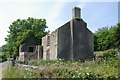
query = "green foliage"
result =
(0, 44, 10, 62)
(0, 52, 7, 62)
(5, 17, 48, 56)
(102, 49, 118, 59)
(114, 23, 120, 47)
(3, 49, 117, 78)
(94, 23, 120, 51)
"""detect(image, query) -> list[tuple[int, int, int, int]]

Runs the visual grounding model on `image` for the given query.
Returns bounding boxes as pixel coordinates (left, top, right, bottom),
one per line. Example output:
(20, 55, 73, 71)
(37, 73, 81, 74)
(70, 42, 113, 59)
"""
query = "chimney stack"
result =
(72, 7, 81, 19)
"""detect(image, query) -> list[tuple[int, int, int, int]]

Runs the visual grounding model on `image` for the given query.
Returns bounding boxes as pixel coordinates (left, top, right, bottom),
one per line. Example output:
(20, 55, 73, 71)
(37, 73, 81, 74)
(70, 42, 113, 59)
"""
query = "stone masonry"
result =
(19, 37, 43, 61)
(42, 7, 94, 61)
(19, 7, 94, 61)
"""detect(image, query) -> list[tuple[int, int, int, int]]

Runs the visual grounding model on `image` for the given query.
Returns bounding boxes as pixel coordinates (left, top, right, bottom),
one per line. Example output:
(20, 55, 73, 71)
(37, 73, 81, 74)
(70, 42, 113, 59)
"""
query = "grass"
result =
(2, 49, 118, 79)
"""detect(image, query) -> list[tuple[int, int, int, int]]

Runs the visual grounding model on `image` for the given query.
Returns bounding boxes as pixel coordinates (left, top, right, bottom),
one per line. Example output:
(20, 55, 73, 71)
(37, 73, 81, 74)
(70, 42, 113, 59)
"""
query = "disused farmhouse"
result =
(19, 36, 43, 61)
(19, 7, 94, 61)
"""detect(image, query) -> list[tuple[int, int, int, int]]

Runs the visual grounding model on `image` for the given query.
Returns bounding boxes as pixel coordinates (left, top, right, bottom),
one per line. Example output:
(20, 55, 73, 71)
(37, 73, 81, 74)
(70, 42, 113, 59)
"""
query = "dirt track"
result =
(0, 62, 2, 79)
(0, 61, 11, 79)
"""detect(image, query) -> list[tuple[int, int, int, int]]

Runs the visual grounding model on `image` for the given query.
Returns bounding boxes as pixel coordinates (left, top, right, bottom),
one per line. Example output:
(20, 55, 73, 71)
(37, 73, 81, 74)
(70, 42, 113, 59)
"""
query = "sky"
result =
(0, 0, 119, 46)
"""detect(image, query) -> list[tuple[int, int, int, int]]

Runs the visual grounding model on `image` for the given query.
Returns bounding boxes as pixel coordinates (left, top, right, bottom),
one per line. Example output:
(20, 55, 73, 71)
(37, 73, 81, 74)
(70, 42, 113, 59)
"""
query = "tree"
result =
(114, 23, 120, 47)
(5, 17, 48, 56)
(94, 23, 119, 51)
(94, 27, 109, 51)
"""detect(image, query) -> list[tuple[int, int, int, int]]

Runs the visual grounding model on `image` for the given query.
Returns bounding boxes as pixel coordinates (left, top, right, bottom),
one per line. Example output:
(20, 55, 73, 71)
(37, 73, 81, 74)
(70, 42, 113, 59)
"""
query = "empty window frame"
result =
(28, 46, 34, 52)
(47, 36, 50, 46)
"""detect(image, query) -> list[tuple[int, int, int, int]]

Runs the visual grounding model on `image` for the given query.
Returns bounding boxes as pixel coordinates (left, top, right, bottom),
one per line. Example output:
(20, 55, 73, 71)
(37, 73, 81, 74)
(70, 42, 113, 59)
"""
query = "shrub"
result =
(3, 49, 118, 79)
(0, 52, 7, 62)
(103, 49, 118, 59)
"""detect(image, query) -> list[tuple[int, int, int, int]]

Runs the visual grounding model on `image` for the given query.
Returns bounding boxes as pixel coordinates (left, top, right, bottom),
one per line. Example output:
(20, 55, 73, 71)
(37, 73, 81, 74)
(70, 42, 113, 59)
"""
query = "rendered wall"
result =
(72, 19, 94, 60)
(57, 22, 72, 60)
(57, 19, 94, 61)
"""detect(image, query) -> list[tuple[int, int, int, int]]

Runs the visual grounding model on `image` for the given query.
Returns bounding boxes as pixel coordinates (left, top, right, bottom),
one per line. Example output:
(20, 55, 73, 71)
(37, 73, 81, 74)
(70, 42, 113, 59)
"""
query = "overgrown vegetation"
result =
(94, 23, 120, 51)
(1, 17, 48, 57)
(0, 45, 11, 62)
(0, 52, 7, 62)
(0, 20, 119, 61)
(3, 49, 118, 79)
(1, 18, 119, 78)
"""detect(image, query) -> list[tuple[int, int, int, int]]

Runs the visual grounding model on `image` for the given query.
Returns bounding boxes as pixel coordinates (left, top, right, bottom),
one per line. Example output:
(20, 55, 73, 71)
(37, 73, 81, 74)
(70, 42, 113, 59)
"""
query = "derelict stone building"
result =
(42, 7, 94, 61)
(19, 36, 43, 61)
(19, 7, 94, 61)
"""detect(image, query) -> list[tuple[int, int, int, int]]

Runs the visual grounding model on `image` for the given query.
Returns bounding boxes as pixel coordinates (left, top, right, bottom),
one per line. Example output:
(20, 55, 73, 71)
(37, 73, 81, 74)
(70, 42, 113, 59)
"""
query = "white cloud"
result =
(46, 3, 64, 21)
(0, 0, 119, 3)
(77, 3, 86, 9)
(0, 2, 66, 46)
(45, 2, 66, 32)
(0, 0, 118, 46)
(0, 3, 42, 46)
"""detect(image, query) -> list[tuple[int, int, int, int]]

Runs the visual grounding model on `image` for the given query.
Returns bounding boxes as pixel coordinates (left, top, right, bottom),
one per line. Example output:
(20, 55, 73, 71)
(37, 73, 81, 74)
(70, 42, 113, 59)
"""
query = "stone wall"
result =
(42, 30, 58, 60)
(19, 37, 37, 52)
(41, 7, 94, 61)
(19, 45, 43, 61)
(42, 35, 50, 60)
(49, 30, 58, 60)
(19, 36, 43, 61)
(72, 19, 94, 60)
(37, 45, 43, 59)
(86, 28, 94, 60)
(19, 52, 25, 61)
(56, 19, 94, 61)
(57, 21, 72, 60)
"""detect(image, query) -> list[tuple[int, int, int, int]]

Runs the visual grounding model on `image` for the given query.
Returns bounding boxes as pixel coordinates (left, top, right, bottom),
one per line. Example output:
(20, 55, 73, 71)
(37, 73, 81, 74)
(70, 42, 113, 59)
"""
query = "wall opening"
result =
(46, 49, 50, 59)
(47, 36, 50, 46)
(29, 46, 34, 52)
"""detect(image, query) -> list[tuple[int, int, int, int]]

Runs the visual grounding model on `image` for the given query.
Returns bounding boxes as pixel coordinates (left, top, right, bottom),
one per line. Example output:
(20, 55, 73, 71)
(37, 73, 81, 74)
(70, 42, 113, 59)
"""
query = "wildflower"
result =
(78, 73, 81, 75)
(75, 71, 78, 73)
(86, 72, 89, 75)
(86, 67, 89, 69)
(25, 68, 28, 71)
(72, 75, 75, 78)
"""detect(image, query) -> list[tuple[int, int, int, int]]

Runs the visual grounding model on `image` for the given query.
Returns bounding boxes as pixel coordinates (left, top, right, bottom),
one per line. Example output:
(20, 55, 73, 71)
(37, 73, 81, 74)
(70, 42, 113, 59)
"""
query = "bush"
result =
(103, 49, 118, 59)
(0, 52, 7, 62)
(3, 49, 118, 78)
